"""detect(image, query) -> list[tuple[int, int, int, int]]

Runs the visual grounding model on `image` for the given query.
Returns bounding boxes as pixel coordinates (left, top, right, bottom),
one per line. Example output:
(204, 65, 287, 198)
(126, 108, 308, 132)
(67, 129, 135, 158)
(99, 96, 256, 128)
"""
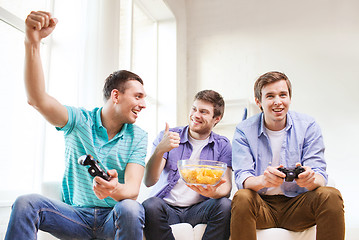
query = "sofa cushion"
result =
(173, 224, 316, 240)
(256, 226, 316, 239)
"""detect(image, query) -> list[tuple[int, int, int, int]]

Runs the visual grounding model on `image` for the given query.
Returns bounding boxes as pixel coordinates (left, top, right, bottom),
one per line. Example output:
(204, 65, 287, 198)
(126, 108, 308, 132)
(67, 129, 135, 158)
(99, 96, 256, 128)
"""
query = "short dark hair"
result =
(103, 70, 143, 101)
(194, 90, 225, 119)
(254, 71, 292, 102)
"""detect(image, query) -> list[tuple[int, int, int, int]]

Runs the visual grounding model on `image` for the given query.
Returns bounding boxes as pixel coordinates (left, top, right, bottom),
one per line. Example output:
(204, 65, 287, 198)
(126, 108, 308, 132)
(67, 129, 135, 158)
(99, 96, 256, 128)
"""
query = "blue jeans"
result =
(5, 193, 145, 240)
(142, 197, 231, 240)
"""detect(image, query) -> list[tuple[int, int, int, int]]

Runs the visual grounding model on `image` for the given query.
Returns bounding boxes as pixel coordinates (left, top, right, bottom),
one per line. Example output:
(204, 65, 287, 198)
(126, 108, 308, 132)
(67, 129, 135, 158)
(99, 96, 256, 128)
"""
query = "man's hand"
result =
(260, 165, 286, 188)
(156, 123, 180, 153)
(144, 123, 179, 187)
(25, 11, 58, 44)
(243, 165, 286, 191)
(294, 163, 316, 188)
(186, 179, 226, 198)
(24, 11, 68, 128)
(93, 169, 121, 200)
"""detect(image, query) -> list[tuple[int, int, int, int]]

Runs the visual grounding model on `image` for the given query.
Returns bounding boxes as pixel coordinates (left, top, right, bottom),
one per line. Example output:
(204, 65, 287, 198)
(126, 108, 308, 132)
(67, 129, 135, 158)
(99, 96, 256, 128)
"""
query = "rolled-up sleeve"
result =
(302, 121, 328, 183)
(232, 126, 256, 190)
(217, 138, 233, 168)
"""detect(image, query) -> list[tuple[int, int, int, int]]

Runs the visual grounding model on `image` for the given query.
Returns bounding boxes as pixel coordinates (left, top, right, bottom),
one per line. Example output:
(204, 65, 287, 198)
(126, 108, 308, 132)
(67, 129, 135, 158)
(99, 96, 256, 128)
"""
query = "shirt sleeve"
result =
(218, 138, 232, 168)
(232, 126, 257, 190)
(55, 105, 76, 135)
(128, 131, 148, 167)
(302, 121, 328, 183)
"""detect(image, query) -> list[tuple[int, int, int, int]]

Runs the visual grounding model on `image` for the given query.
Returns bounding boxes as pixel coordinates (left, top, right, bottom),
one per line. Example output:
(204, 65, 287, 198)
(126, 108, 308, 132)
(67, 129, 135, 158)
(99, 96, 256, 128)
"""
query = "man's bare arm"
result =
(24, 11, 68, 128)
(243, 165, 286, 191)
(93, 163, 145, 201)
(144, 123, 180, 187)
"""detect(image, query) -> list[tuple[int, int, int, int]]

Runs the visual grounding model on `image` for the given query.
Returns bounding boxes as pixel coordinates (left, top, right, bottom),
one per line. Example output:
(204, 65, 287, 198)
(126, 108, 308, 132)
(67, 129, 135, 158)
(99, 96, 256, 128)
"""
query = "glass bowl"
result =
(177, 159, 227, 186)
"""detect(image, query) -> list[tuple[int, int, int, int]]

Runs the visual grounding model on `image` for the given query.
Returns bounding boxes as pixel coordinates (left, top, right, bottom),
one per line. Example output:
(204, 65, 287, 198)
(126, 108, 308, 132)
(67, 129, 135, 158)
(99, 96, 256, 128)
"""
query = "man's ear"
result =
(111, 89, 120, 104)
(214, 115, 222, 125)
(255, 98, 262, 111)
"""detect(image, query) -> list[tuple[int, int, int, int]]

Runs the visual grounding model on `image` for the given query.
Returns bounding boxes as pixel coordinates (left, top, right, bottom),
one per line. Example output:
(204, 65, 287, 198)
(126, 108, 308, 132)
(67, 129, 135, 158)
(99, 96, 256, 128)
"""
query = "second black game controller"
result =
(277, 166, 305, 182)
(78, 154, 111, 181)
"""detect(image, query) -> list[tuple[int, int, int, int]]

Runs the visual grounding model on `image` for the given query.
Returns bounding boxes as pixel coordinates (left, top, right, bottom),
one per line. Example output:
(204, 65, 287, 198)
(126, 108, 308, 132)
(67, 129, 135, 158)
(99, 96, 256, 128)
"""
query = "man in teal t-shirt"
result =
(6, 11, 147, 240)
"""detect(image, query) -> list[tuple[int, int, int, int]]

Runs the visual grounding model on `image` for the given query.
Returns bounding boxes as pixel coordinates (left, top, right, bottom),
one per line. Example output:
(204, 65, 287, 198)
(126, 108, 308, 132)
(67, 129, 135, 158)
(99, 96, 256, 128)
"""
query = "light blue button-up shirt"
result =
(232, 111, 327, 197)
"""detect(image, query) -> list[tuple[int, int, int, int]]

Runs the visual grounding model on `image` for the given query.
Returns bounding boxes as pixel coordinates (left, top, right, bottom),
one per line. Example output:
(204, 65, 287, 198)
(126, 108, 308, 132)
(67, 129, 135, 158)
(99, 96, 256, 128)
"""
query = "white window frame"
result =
(120, 0, 177, 157)
(0, 3, 54, 205)
(0, 7, 25, 32)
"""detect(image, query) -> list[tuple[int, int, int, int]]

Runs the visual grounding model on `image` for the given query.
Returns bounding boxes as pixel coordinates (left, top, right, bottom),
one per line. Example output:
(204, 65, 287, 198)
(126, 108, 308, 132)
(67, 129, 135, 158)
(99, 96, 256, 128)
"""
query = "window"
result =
(0, 0, 177, 203)
(0, 2, 51, 203)
(119, 0, 177, 155)
(0, 0, 49, 19)
(124, 1, 159, 153)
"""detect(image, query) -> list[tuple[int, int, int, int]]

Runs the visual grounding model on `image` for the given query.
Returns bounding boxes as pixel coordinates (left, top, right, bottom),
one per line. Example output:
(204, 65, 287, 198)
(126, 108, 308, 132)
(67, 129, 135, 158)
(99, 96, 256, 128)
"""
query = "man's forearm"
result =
(306, 173, 326, 191)
(212, 182, 232, 199)
(243, 175, 265, 192)
(144, 148, 166, 187)
(24, 41, 47, 107)
(110, 182, 141, 201)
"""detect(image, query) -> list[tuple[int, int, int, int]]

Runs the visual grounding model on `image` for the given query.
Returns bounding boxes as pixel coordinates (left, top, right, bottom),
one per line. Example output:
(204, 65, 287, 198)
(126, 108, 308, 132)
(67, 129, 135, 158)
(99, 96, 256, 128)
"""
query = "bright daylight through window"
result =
(0, 0, 50, 203)
(0, 0, 176, 203)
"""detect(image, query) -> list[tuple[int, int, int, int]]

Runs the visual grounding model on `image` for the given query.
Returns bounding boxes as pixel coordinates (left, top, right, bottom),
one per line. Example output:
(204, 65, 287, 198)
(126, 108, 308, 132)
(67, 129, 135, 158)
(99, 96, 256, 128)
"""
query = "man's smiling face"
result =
(188, 99, 220, 139)
(116, 80, 146, 124)
(255, 79, 291, 131)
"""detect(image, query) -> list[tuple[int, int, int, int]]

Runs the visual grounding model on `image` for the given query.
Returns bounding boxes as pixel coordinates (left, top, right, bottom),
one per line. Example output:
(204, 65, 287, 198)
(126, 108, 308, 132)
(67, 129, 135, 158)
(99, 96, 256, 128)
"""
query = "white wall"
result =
(167, 0, 359, 237)
(164, 0, 188, 126)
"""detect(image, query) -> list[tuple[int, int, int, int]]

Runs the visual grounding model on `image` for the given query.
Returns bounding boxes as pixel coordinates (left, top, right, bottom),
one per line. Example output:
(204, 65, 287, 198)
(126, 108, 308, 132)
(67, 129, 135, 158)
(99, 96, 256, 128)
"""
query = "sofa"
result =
(164, 223, 316, 240)
(161, 177, 336, 240)
(39, 181, 319, 240)
(40, 221, 316, 240)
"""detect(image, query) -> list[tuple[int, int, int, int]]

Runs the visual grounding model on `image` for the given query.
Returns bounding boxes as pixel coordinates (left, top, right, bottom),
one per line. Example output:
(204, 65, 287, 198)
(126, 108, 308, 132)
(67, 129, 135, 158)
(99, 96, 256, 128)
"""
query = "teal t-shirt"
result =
(56, 106, 148, 207)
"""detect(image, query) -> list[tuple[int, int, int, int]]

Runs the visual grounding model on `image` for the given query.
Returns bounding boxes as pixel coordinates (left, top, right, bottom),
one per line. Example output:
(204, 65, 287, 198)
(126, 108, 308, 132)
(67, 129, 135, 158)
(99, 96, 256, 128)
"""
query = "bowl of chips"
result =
(178, 159, 227, 186)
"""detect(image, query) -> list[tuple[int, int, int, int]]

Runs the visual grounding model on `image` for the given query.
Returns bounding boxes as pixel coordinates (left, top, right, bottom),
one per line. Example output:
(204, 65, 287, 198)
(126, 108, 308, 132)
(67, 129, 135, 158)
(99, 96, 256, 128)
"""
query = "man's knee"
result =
(316, 186, 342, 197)
(216, 197, 232, 210)
(315, 186, 344, 210)
(232, 189, 256, 206)
(142, 197, 165, 217)
(214, 197, 232, 215)
(114, 199, 144, 221)
(231, 189, 258, 216)
(12, 193, 44, 213)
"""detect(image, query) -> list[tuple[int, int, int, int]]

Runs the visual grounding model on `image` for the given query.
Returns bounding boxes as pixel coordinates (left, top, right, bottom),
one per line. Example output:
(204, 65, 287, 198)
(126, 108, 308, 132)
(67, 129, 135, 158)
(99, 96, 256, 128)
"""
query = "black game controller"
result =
(277, 166, 305, 182)
(78, 154, 111, 181)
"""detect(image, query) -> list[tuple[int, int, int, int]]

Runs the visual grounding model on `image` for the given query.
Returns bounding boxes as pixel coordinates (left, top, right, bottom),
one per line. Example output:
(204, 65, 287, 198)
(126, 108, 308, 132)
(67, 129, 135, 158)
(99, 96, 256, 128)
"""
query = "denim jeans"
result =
(5, 193, 145, 240)
(143, 197, 231, 240)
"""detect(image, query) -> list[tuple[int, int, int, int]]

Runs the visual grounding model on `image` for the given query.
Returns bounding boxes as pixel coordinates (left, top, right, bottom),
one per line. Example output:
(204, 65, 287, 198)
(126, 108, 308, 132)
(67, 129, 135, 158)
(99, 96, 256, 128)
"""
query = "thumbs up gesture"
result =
(157, 122, 180, 153)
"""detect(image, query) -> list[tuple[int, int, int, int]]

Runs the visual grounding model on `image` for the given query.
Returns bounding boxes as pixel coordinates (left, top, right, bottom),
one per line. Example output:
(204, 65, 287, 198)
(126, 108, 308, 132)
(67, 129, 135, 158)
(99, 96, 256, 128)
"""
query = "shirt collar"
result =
(95, 107, 104, 129)
(258, 111, 293, 137)
(285, 112, 293, 131)
(180, 125, 214, 144)
(95, 107, 126, 139)
(117, 124, 127, 139)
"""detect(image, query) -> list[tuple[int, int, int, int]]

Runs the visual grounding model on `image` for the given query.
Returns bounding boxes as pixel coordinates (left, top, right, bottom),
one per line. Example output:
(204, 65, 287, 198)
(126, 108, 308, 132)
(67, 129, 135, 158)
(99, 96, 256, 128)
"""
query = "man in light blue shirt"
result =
(6, 11, 147, 240)
(231, 71, 345, 240)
